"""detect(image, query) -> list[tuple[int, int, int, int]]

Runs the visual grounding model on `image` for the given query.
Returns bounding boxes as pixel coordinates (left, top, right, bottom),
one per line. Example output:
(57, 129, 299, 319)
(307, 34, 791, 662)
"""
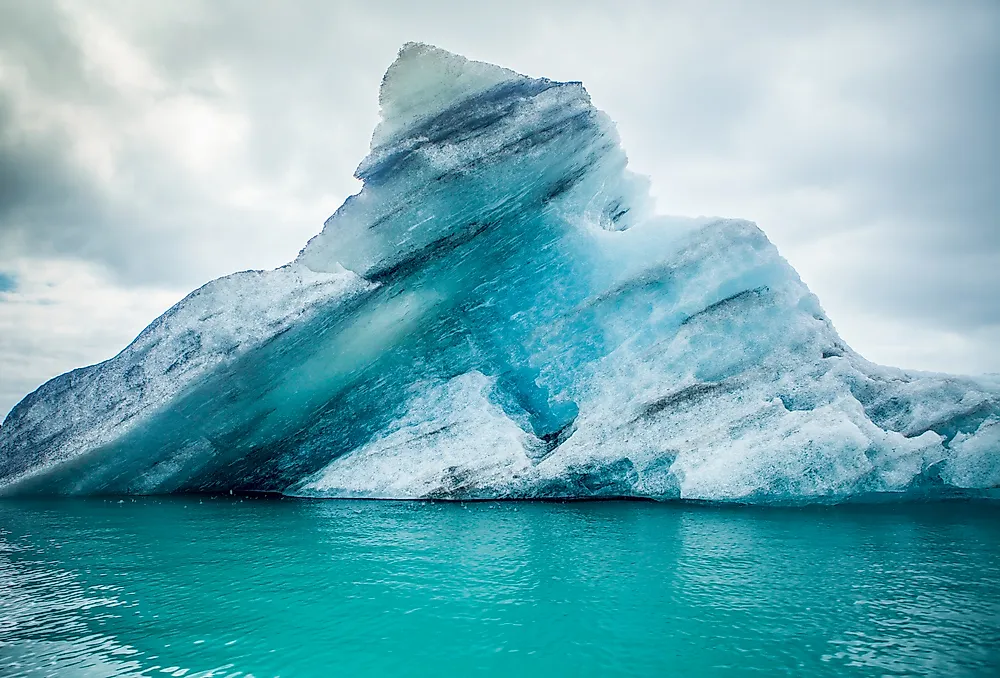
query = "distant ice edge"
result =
(1, 43, 997, 503)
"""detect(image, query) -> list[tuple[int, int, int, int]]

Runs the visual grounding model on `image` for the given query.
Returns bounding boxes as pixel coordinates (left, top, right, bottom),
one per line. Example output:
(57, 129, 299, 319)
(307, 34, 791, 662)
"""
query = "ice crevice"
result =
(0, 43, 997, 502)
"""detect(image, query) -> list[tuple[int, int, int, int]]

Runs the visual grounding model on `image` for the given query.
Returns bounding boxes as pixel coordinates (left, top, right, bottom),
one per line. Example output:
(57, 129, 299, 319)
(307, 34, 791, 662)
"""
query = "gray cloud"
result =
(0, 0, 998, 417)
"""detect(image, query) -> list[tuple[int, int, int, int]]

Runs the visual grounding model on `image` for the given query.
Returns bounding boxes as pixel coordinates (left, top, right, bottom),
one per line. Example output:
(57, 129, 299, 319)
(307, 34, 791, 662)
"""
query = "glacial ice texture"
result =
(1, 43, 997, 502)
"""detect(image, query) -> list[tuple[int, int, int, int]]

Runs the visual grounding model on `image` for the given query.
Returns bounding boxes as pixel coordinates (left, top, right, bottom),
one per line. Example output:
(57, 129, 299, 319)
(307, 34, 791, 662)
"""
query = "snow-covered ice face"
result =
(1, 44, 997, 502)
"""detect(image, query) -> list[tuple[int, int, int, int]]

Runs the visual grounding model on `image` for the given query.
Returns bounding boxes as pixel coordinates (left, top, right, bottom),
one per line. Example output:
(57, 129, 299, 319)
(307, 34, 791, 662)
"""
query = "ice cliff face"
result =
(1, 43, 997, 501)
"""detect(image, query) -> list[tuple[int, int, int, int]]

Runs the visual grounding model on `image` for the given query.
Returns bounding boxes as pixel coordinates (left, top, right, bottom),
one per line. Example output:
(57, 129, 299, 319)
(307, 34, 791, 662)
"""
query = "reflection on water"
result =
(1, 498, 998, 677)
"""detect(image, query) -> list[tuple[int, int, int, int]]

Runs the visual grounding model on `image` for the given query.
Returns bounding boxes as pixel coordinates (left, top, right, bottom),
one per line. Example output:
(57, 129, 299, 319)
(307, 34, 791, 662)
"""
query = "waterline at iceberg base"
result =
(0, 44, 997, 501)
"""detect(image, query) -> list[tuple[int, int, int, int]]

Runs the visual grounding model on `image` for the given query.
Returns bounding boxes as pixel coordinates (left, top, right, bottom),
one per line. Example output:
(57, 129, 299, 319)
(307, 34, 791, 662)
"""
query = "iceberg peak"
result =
(371, 43, 526, 148)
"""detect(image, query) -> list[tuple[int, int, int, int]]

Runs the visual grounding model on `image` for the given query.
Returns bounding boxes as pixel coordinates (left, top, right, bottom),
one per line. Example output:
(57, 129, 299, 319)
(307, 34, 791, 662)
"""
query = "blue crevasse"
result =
(1, 43, 997, 501)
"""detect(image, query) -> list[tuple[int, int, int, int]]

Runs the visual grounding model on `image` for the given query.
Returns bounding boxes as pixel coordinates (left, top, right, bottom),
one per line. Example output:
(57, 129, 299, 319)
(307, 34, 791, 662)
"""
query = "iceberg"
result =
(1, 43, 997, 502)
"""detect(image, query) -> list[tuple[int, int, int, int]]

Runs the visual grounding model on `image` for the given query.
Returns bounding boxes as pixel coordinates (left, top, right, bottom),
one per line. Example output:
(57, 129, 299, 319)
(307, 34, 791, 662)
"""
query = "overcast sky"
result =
(0, 0, 998, 418)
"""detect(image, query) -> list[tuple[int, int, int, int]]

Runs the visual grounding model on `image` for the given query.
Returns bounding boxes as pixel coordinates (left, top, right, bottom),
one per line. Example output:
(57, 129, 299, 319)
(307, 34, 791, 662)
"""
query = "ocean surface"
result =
(1, 498, 998, 677)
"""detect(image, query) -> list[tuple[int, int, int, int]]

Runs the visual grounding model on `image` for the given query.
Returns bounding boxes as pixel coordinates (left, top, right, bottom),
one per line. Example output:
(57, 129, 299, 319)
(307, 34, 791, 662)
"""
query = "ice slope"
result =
(0, 43, 997, 501)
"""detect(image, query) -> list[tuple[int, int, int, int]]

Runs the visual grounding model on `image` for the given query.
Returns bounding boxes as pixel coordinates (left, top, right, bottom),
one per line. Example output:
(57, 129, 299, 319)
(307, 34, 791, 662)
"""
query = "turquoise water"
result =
(1, 498, 998, 677)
